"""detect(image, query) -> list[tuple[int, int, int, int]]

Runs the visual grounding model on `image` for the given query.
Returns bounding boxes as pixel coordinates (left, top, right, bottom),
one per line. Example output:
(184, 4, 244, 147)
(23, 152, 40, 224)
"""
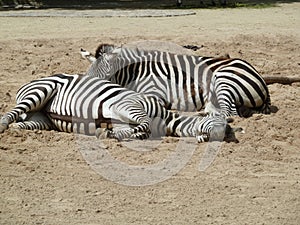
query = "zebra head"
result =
(85, 52, 119, 79)
(95, 44, 117, 58)
(195, 115, 242, 143)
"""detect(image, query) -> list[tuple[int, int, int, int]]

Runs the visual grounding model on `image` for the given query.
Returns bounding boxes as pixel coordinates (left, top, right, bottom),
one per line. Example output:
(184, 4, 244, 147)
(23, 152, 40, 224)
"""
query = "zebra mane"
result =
(95, 44, 116, 59)
(95, 43, 169, 59)
(85, 50, 119, 80)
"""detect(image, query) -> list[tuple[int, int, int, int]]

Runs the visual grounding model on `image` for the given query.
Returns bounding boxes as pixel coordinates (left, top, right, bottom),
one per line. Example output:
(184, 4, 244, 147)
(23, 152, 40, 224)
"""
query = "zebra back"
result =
(85, 45, 270, 117)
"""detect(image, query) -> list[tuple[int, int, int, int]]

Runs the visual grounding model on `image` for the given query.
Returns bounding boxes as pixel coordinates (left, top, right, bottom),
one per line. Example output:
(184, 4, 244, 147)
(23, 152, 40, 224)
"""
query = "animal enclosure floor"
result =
(0, 3, 300, 225)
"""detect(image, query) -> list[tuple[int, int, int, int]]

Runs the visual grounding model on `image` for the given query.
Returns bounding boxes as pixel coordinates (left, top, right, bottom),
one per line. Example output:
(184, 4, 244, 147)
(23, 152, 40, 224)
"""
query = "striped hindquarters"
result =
(211, 58, 270, 117)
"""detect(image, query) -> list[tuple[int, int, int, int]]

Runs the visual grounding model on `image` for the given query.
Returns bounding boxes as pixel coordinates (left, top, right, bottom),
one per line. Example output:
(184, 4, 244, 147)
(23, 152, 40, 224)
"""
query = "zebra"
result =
(81, 44, 271, 118)
(0, 71, 241, 142)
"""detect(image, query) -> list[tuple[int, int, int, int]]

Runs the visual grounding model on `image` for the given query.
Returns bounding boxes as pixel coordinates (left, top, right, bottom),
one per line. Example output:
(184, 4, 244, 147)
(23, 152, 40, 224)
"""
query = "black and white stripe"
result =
(83, 44, 270, 117)
(0, 74, 239, 142)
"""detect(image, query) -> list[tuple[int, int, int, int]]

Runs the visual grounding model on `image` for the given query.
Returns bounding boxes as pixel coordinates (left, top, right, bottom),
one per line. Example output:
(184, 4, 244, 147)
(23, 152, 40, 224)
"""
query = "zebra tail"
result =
(262, 75, 300, 85)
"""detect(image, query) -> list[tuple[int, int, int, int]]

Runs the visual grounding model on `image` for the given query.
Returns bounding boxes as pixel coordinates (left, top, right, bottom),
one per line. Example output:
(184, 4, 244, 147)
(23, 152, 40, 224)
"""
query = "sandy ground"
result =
(0, 3, 300, 224)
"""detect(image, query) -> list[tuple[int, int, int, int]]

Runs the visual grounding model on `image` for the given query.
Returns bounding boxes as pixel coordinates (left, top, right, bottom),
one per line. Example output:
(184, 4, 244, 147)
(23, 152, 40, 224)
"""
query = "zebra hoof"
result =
(95, 128, 112, 139)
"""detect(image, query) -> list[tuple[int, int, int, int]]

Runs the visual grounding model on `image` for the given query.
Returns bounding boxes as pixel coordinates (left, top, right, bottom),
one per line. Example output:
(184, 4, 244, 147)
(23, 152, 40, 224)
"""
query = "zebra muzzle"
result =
(224, 124, 243, 143)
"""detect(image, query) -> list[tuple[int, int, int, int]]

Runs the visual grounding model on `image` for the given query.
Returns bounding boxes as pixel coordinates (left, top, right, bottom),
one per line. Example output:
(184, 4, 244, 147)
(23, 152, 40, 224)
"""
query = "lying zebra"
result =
(81, 43, 300, 119)
(80, 44, 271, 118)
(0, 69, 241, 142)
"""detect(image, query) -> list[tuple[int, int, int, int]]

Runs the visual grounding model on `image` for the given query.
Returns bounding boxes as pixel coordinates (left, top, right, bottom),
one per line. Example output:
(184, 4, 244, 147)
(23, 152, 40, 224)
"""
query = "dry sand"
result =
(0, 3, 300, 224)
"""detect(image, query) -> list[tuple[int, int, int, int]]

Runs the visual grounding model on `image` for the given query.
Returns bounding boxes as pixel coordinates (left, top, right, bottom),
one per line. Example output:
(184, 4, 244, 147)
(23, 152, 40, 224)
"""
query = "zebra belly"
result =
(48, 113, 116, 135)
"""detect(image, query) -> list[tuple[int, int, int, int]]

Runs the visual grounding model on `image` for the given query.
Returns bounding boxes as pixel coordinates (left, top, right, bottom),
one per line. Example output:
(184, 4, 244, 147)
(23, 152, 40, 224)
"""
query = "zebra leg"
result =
(204, 100, 239, 118)
(95, 121, 151, 141)
(205, 87, 240, 117)
(0, 85, 57, 133)
(110, 123, 151, 141)
(11, 120, 53, 130)
(131, 132, 151, 140)
(1, 112, 54, 133)
(10, 112, 54, 131)
(108, 104, 152, 141)
(240, 94, 271, 116)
